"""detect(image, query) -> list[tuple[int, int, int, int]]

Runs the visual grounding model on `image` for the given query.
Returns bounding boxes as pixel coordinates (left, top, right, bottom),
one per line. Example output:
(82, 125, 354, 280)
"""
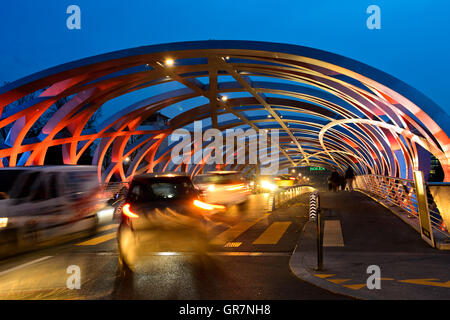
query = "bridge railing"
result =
(355, 174, 449, 238)
(270, 185, 317, 211)
(102, 182, 129, 200)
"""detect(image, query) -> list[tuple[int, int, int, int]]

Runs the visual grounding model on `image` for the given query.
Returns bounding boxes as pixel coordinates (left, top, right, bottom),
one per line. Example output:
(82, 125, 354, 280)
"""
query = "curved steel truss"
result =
(0, 40, 449, 182)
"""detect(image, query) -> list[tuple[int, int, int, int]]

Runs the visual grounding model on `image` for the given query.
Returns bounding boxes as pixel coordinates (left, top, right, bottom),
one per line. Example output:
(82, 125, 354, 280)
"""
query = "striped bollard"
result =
(309, 190, 319, 220)
(309, 190, 323, 270)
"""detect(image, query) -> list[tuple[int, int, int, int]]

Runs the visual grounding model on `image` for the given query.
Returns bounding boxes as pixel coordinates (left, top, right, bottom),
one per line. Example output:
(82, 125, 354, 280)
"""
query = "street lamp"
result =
(164, 58, 174, 66)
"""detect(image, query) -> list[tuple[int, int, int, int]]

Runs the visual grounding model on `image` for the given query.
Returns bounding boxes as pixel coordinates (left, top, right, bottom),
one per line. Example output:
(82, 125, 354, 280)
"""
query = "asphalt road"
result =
(0, 193, 347, 300)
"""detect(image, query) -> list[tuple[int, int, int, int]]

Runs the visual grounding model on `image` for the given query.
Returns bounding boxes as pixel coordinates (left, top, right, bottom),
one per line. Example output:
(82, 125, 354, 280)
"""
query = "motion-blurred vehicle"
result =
(117, 173, 225, 275)
(0, 166, 108, 258)
(274, 174, 297, 188)
(254, 175, 278, 192)
(192, 171, 251, 206)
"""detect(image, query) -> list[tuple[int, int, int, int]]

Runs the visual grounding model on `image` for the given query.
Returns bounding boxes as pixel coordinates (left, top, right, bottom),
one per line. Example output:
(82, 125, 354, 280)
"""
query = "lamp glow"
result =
(164, 58, 174, 66)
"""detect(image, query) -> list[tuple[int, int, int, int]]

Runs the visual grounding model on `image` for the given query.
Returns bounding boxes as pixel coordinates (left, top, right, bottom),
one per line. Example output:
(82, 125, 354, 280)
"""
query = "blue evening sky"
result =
(0, 0, 448, 120)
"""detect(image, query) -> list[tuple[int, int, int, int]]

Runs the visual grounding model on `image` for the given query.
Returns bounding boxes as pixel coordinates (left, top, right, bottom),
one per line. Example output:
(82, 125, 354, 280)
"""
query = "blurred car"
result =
(0, 166, 107, 258)
(274, 174, 297, 188)
(192, 171, 251, 206)
(117, 173, 225, 275)
(254, 175, 278, 192)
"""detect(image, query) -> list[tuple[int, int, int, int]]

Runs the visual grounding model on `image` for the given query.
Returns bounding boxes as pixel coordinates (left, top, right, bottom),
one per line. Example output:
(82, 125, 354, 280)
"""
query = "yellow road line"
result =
(252, 221, 292, 245)
(314, 274, 336, 279)
(398, 278, 450, 288)
(76, 231, 117, 246)
(210, 214, 270, 246)
(97, 224, 119, 233)
(328, 279, 351, 284)
(343, 283, 366, 290)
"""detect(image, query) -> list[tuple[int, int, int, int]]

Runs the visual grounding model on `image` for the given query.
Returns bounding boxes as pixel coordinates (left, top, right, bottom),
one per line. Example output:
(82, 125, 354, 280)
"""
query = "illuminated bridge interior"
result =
(0, 40, 449, 183)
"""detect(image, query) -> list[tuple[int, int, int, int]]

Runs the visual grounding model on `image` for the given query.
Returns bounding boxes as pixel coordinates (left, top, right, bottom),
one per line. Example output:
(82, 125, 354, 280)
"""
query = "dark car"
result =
(117, 173, 225, 276)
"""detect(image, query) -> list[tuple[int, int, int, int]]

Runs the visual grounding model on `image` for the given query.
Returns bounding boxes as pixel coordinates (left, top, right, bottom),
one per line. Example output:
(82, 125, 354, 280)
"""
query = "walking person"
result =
(329, 169, 341, 192)
(345, 166, 355, 191)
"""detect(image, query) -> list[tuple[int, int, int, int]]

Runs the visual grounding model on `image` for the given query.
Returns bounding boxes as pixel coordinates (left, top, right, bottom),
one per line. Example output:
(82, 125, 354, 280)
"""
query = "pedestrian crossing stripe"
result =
(97, 224, 119, 232)
(210, 214, 270, 246)
(323, 220, 344, 247)
(77, 231, 117, 246)
(76, 213, 297, 247)
(253, 222, 292, 245)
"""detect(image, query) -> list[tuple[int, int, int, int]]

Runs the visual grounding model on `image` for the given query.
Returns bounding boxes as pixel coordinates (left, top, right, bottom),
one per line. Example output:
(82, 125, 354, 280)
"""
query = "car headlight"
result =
(96, 207, 115, 223)
(260, 180, 277, 191)
(207, 185, 215, 191)
(0, 217, 8, 228)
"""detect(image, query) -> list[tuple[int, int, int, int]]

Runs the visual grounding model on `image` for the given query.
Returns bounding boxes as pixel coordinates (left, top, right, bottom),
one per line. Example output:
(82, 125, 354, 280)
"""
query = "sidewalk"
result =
(289, 191, 450, 300)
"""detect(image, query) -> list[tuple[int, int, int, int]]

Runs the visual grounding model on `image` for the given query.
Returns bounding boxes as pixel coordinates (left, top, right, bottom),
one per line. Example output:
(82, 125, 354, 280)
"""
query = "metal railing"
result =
(271, 185, 317, 211)
(102, 182, 129, 200)
(355, 174, 449, 237)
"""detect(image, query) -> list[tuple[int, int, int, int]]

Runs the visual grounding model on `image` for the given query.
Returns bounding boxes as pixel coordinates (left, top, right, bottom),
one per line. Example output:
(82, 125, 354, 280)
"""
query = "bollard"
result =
(309, 191, 323, 271)
(271, 192, 276, 211)
(316, 205, 323, 271)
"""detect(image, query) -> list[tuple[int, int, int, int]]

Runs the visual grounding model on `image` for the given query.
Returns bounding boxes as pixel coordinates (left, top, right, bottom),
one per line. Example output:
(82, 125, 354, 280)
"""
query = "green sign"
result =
(310, 167, 325, 171)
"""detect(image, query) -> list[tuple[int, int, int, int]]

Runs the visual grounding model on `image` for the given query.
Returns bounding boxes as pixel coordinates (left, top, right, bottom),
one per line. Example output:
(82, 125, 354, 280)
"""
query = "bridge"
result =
(0, 40, 449, 300)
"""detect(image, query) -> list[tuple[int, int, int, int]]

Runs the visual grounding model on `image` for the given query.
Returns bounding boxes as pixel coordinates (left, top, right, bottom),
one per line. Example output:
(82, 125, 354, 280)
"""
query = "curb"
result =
(288, 220, 376, 300)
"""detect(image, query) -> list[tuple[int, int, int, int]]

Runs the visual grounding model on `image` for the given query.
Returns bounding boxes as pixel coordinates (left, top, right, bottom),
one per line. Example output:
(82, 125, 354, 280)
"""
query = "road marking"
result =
(252, 221, 292, 245)
(224, 242, 242, 248)
(323, 220, 344, 247)
(210, 214, 270, 246)
(343, 283, 367, 290)
(76, 231, 117, 246)
(328, 279, 351, 284)
(314, 274, 336, 279)
(91, 251, 290, 256)
(210, 252, 290, 256)
(0, 256, 53, 277)
(398, 278, 450, 288)
(97, 224, 119, 233)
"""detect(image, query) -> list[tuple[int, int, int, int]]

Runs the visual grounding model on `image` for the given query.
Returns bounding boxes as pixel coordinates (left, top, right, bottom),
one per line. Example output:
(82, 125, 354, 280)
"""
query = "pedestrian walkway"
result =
(290, 191, 450, 299)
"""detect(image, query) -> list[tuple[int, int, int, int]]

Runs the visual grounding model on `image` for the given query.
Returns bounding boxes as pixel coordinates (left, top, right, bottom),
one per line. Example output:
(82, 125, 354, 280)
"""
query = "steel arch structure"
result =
(0, 40, 449, 183)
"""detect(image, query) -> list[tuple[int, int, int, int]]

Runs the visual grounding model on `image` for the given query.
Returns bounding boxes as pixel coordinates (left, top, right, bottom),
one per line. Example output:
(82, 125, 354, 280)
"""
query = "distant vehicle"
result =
(117, 173, 225, 276)
(0, 166, 109, 258)
(274, 174, 296, 188)
(254, 175, 278, 193)
(192, 171, 251, 206)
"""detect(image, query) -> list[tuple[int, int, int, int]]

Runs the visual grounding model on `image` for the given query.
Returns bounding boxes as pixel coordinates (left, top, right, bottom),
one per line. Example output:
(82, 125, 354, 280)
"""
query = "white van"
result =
(0, 166, 109, 257)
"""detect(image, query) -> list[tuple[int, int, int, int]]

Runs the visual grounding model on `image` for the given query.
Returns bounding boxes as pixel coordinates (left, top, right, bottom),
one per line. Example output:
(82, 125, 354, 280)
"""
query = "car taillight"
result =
(193, 199, 225, 211)
(122, 203, 139, 218)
